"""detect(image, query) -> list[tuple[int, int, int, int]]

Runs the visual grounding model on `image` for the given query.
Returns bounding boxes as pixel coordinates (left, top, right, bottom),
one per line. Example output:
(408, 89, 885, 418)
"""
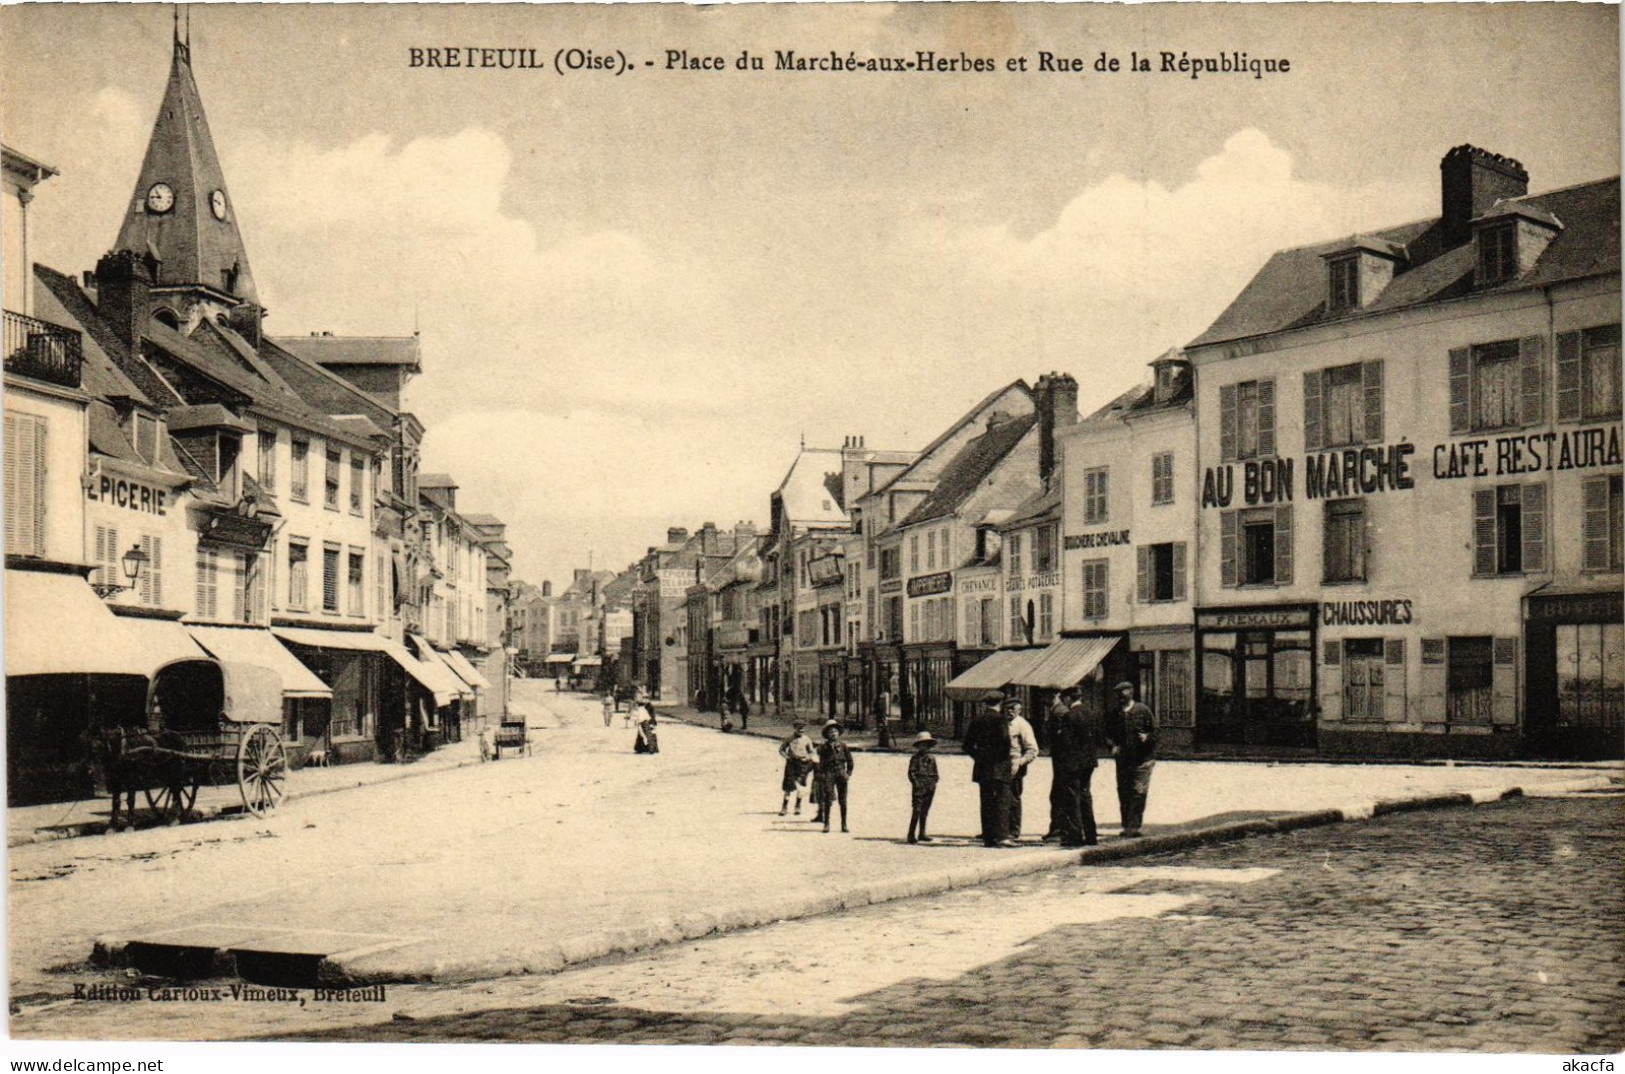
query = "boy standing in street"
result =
(815, 721, 855, 833)
(906, 732, 939, 844)
(778, 719, 816, 816)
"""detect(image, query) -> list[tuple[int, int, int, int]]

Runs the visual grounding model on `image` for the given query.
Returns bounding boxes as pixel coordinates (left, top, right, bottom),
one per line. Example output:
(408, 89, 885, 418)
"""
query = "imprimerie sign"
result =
(906, 572, 952, 597)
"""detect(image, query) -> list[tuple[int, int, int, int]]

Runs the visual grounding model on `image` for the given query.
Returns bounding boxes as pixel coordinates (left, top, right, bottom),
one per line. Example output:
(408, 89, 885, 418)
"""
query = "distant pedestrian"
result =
(478, 724, 493, 763)
(1003, 699, 1039, 841)
(602, 693, 614, 728)
(634, 703, 660, 755)
(1106, 682, 1157, 837)
(814, 721, 854, 833)
(1049, 687, 1102, 847)
(962, 691, 1015, 847)
(778, 719, 816, 815)
(1043, 691, 1071, 841)
(906, 731, 939, 844)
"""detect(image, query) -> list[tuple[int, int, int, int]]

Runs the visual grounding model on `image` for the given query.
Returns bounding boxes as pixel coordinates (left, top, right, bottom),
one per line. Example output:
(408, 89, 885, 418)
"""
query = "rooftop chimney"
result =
(985, 410, 1015, 433)
(542, 581, 552, 597)
(700, 521, 718, 553)
(1035, 372, 1079, 483)
(94, 249, 155, 352)
(667, 527, 689, 546)
(1441, 145, 1528, 248)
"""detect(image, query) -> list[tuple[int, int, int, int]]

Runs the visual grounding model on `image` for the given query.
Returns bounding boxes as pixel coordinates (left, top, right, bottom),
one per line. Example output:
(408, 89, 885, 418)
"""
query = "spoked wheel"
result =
(237, 726, 287, 816)
(144, 781, 199, 825)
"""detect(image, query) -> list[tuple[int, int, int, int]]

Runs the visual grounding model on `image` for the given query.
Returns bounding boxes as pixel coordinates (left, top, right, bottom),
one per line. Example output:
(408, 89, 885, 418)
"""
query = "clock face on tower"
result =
(209, 190, 227, 221)
(145, 182, 175, 214)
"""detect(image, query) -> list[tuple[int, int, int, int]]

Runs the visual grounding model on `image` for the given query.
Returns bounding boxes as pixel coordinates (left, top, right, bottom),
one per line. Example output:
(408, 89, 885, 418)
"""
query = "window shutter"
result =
(1362, 360, 1384, 443)
(139, 535, 155, 605)
(1473, 488, 1496, 576)
(5, 415, 45, 557)
(1219, 384, 1237, 462)
(3, 418, 19, 553)
(149, 536, 163, 607)
(1383, 638, 1407, 722)
(1274, 505, 1293, 585)
(1491, 637, 1518, 726)
(1172, 542, 1187, 602)
(1556, 331, 1583, 421)
(1582, 476, 1610, 571)
(1518, 336, 1545, 426)
(1136, 545, 1150, 603)
(1521, 482, 1546, 573)
(31, 420, 46, 554)
(232, 553, 247, 622)
(1302, 370, 1323, 453)
(1449, 347, 1472, 434)
(1220, 510, 1238, 588)
(1320, 643, 1343, 722)
(1417, 638, 1447, 724)
(1258, 379, 1277, 457)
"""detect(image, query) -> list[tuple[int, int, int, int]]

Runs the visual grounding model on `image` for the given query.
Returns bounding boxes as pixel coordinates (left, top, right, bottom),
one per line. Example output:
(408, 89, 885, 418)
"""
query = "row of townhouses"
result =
(647, 144, 1620, 762)
(4, 34, 512, 804)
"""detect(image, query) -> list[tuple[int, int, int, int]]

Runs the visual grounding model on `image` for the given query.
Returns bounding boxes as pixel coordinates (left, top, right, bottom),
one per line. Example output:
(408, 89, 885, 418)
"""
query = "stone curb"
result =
(308, 773, 1611, 986)
(9, 752, 489, 848)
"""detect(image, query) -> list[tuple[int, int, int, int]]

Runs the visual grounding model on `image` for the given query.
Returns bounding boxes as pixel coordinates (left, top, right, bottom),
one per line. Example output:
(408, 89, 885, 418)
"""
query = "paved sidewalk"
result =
(41, 690, 1617, 992)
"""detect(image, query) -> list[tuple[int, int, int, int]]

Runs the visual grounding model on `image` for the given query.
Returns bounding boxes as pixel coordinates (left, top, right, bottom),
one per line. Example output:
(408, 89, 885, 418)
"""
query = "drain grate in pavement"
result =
(99, 924, 423, 989)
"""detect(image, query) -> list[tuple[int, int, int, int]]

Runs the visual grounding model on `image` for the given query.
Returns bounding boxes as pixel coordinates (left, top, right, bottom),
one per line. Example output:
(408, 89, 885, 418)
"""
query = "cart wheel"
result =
(237, 726, 287, 816)
(144, 781, 199, 825)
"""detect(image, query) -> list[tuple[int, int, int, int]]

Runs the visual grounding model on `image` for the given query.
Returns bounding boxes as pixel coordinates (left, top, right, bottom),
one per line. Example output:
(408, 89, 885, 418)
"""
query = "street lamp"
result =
(92, 543, 150, 599)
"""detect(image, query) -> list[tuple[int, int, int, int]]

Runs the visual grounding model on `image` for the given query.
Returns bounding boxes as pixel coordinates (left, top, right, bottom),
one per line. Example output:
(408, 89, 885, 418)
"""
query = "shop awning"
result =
(5, 569, 203, 677)
(545, 653, 576, 664)
(1008, 637, 1119, 690)
(409, 635, 475, 701)
(573, 655, 603, 668)
(274, 626, 461, 707)
(188, 624, 332, 698)
(943, 649, 1047, 700)
(441, 648, 492, 690)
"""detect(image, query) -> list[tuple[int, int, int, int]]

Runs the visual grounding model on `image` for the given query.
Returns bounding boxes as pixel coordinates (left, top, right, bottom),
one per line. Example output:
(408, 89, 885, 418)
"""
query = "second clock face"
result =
(146, 182, 175, 214)
(210, 189, 227, 220)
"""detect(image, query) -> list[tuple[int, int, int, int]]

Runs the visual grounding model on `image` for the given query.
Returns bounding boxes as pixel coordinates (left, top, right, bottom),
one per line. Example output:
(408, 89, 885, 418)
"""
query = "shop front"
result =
(1524, 587, 1624, 760)
(1126, 627, 1196, 752)
(902, 642, 957, 734)
(1004, 635, 1122, 747)
(1195, 604, 1317, 749)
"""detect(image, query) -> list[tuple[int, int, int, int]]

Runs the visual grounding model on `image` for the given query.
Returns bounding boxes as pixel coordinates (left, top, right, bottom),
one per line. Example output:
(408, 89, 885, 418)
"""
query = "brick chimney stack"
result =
(667, 527, 689, 546)
(94, 250, 154, 352)
(1441, 145, 1528, 249)
(1036, 371, 1079, 484)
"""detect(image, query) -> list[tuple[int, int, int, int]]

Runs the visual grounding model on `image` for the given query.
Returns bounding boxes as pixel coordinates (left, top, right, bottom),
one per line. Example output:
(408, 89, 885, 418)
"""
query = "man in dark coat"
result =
(1049, 686, 1101, 846)
(1106, 681, 1157, 837)
(961, 691, 1013, 847)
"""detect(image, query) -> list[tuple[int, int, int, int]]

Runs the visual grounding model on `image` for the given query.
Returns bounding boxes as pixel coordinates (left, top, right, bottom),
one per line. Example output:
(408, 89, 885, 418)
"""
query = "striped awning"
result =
(1007, 637, 1119, 690)
(943, 648, 1047, 700)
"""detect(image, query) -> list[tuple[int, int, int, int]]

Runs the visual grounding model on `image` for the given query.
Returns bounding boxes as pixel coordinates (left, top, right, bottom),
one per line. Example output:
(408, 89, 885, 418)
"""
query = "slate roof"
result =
(871, 379, 1032, 498)
(271, 334, 422, 370)
(1189, 177, 1620, 349)
(1000, 481, 1061, 531)
(774, 448, 848, 526)
(901, 413, 1037, 527)
(257, 337, 397, 427)
(32, 265, 167, 407)
(418, 473, 458, 489)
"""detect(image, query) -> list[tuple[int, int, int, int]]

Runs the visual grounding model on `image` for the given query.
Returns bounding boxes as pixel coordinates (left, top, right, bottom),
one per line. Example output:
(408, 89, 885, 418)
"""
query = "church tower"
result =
(108, 12, 262, 339)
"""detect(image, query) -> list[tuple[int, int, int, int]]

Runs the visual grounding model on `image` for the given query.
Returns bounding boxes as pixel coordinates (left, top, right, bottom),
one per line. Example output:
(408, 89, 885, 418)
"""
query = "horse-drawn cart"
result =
(491, 710, 530, 759)
(97, 658, 288, 828)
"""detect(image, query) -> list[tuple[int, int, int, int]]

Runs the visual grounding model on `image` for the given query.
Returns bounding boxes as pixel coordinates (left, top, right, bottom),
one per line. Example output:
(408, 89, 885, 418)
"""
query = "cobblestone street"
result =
(29, 790, 1601, 1050)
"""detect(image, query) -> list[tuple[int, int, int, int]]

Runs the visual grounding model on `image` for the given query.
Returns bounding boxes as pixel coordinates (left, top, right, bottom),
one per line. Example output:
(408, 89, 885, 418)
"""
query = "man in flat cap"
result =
(962, 690, 1017, 846)
(1106, 680, 1157, 838)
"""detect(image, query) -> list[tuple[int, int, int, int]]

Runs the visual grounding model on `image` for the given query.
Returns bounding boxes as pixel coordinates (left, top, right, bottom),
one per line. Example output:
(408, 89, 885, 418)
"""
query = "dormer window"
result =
(1328, 255, 1360, 311)
(1478, 222, 1517, 285)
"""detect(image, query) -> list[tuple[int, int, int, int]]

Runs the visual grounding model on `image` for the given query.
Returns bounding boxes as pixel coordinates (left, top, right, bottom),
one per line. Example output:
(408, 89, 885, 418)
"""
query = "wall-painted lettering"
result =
(1064, 530, 1131, 550)
(1433, 424, 1621, 480)
(87, 475, 168, 516)
(1202, 459, 1292, 508)
(1321, 599, 1414, 627)
(1305, 444, 1415, 499)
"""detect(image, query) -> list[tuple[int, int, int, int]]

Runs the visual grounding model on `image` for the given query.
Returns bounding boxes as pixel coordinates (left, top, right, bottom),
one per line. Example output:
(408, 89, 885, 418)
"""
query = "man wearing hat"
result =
(906, 731, 939, 843)
(1049, 686, 1101, 846)
(1106, 681, 1158, 838)
(778, 719, 816, 816)
(962, 691, 1014, 846)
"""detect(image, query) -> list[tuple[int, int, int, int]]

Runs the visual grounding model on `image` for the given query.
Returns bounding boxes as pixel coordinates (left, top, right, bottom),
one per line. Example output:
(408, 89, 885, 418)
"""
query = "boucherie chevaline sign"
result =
(1201, 424, 1620, 509)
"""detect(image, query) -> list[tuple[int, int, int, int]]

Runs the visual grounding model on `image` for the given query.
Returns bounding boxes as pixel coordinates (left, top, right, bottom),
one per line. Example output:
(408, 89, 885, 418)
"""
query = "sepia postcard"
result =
(1, 2, 1620, 1070)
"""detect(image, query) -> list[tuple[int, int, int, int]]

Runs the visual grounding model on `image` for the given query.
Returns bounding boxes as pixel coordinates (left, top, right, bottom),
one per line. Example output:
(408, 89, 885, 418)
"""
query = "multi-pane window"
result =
(1009, 594, 1027, 642)
(1221, 506, 1294, 587)
(348, 551, 365, 616)
(1082, 468, 1108, 524)
(1081, 560, 1108, 619)
(290, 439, 310, 501)
(324, 449, 342, 509)
(1006, 533, 1023, 579)
(1582, 476, 1623, 573)
(4, 413, 46, 556)
(322, 544, 341, 612)
(258, 429, 277, 491)
(288, 540, 309, 609)
(350, 456, 365, 514)
(1473, 483, 1545, 577)
(1328, 255, 1359, 311)
(1220, 379, 1276, 461)
(909, 534, 920, 573)
(1136, 542, 1188, 603)
(195, 547, 220, 619)
(1037, 593, 1054, 641)
(926, 530, 936, 570)
(1478, 222, 1517, 285)
(1323, 499, 1367, 583)
(1305, 361, 1383, 451)
(1557, 325, 1622, 422)
(1450, 338, 1547, 434)
(1151, 453, 1174, 506)
(1033, 525, 1058, 573)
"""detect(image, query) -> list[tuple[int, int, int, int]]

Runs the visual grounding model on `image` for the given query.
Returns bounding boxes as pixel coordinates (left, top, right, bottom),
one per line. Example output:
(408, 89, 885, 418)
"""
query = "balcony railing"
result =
(4, 310, 83, 389)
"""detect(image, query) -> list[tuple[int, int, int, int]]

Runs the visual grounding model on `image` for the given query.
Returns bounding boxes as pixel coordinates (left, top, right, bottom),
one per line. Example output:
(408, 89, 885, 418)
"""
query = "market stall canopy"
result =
(441, 648, 492, 690)
(188, 624, 332, 698)
(4, 569, 203, 677)
(943, 648, 1047, 700)
(273, 626, 460, 707)
(1007, 637, 1120, 690)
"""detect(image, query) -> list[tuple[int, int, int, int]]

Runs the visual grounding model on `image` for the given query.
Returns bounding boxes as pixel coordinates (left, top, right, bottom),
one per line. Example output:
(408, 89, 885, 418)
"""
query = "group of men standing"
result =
(961, 681, 1157, 849)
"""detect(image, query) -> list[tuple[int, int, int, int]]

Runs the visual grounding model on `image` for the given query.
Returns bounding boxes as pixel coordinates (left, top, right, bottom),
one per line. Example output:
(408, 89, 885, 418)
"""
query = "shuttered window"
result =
(1451, 338, 1546, 433)
(1323, 498, 1367, 583)
(1136, 543, 1187, 603)
(1081, 560, 1108, 620)
(1151, 452, 1174, 505)
(1226, 507, 1292, 587)
(350, 456, 365, 514)
(1221, 379, 1275, 461)
(230, 552, 248, 623)
(348, 551, 365, 616)
(290, 439, 309, 502)
(138, 535, 163, 608)
(1557, 325, 1622, 423)
(1305, 361, 1384, 452)
(195, 547, 219, 620)
(258, 429, 277, 491)
(324, 449, 342, 509)
(5, 414, 47, 556)
(1082, 468, 1108, 524)
(322, 545, 341, 612)
(1582, 476, 1622, 573)
(93, 525, 120, 589)
(288, 540, 309, 610)
(1473, 482, 1546, 576)
(1037, 593, 1054, 641)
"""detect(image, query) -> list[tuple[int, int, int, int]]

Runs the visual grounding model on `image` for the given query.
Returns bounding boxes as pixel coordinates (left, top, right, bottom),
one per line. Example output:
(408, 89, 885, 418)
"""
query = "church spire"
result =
(113, 10, 259, 325)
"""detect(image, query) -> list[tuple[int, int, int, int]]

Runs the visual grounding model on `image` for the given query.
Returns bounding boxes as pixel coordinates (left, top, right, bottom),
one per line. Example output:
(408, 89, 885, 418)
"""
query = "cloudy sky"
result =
(3, 3, 1617, 586)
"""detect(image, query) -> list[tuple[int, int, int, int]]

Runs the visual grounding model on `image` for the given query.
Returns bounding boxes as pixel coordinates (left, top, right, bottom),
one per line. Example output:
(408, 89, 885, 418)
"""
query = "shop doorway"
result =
(1446, 636, 1494, 729)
